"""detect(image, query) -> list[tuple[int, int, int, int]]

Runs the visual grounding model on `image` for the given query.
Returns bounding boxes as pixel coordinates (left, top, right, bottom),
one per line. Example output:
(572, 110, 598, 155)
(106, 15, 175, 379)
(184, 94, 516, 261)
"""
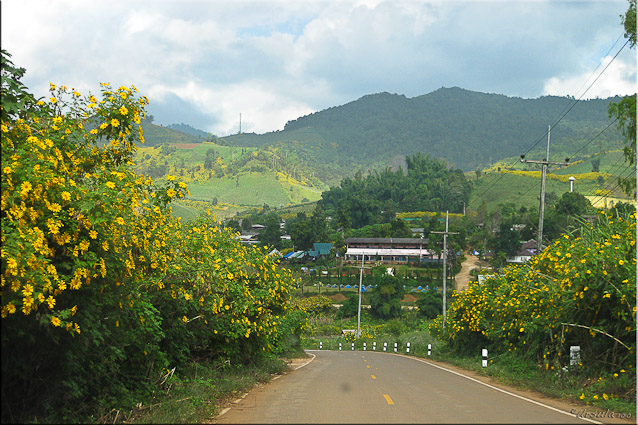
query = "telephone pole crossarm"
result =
(520, 159, 569, 166)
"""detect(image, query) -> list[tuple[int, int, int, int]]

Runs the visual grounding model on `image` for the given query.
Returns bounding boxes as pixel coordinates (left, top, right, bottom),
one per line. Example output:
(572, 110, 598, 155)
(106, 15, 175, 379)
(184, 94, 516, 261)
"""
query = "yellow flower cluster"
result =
(1, 83, 296, 349)
(430, 211, 635, 372)
(499, 169, 612, 182)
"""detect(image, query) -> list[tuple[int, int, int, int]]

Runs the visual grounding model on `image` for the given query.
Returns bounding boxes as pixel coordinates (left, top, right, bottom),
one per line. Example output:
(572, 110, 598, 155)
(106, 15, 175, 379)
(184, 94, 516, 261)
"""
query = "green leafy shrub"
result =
(430, 209, 636, 403)
(0, 50, 298, 423)
(416, 290, 442, 319)
(336, 294, 359, 318)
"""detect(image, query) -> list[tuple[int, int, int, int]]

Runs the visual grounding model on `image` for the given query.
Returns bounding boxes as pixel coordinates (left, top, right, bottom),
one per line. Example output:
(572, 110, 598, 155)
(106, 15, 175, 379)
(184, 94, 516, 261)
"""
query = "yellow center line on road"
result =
(364, 359, 368, 362)
(371, 375, 376, 379)
(367, 365, 370, 368)
(383, 394, 395, 405)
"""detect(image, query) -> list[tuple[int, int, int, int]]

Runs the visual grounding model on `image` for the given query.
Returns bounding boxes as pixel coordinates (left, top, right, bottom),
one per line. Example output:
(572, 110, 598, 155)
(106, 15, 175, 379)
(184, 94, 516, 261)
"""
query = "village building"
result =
(344, 237, 439, 264)
(506, 239, 538, 264)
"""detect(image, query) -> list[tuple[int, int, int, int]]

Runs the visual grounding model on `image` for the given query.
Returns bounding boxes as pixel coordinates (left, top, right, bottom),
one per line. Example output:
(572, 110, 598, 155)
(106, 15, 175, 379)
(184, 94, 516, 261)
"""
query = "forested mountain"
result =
(139, 120, 204, 146)
(221, 87, 624, 185)
(166, 123, 210, 139)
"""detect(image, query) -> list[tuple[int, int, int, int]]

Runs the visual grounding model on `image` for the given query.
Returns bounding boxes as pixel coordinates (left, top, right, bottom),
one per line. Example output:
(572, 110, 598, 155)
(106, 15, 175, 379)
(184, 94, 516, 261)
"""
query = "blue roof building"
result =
(306, 243, 333, 259)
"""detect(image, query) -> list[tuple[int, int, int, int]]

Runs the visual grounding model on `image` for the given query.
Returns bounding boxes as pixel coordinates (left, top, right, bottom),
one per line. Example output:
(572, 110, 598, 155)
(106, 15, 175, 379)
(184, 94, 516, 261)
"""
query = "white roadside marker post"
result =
(373, 342, 377, 351)
(363, 342, 367, 351)
(339, 343, 342, 351)
(428, 344, 432, 356)
(383, 342, 387, 352)
(352, 342, 355, 351)
(406, 342, 411, 353)
(394, 342, 398, 353)
(570, 346, 581, 366)
(482, 349, 488, 368)
(319, 341, 323, 350)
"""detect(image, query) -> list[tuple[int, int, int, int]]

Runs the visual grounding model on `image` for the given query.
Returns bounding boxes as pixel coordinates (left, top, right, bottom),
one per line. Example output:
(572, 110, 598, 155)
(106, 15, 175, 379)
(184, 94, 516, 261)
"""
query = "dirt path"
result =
(454, 253, 483, 292)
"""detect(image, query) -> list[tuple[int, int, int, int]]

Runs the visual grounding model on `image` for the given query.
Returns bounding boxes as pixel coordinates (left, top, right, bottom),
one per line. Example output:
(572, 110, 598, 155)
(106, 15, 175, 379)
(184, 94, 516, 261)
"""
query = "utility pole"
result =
(520, 125, 570, 253)
(431, 211, 459, 328)
(356, 255, 371, 338)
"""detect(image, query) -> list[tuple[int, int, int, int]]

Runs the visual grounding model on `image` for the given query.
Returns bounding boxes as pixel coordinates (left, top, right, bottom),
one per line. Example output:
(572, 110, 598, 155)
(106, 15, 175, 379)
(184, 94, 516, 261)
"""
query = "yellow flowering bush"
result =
(499, 169, 612, 182)
(431, 209, 636, 378)
(290, 295, 334, 314)
(397, 211, 464, 219)
(0, 50, 296, 422)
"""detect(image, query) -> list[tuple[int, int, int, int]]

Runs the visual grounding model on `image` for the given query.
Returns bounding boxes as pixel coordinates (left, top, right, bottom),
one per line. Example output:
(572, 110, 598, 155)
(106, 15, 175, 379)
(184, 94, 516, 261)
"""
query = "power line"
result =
(468, 35, 630, 210)
(505, 121, 623, 207)
(590, 164, 633, 203)
(588, 163, 635, 207)
(522, 37, 630, 158)
(569, 118, 619, 158)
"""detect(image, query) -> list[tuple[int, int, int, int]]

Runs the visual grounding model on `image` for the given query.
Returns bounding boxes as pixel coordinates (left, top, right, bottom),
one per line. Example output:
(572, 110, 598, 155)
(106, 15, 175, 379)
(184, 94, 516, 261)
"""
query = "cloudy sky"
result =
(2, 0, 635, 136)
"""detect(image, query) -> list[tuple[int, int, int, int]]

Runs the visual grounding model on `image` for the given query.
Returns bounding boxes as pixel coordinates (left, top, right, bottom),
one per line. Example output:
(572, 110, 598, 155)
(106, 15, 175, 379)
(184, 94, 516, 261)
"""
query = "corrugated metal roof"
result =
(345, 237, 428, 244)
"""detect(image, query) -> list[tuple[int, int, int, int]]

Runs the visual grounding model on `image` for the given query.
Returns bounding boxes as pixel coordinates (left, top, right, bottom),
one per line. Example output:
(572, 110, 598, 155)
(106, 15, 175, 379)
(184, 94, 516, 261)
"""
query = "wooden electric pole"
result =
(520, 126, 570, 253)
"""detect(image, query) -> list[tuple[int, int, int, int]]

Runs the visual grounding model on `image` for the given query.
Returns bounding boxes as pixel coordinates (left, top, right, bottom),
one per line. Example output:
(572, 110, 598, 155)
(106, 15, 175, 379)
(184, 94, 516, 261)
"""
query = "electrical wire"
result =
(505, 122, 625, 208)
(468, 34, 631, 210)
(588, 162, 635, 207)
(569, 117, 619, 158)
(522, 37, 630, 158)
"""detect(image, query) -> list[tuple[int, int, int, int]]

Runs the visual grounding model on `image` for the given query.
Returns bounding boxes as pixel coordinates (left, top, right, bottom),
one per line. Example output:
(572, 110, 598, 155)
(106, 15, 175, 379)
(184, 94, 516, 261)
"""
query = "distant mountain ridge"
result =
(166, 123, 210, 139)
(136, 87, 631, 215)
(220, 87, 623, 183)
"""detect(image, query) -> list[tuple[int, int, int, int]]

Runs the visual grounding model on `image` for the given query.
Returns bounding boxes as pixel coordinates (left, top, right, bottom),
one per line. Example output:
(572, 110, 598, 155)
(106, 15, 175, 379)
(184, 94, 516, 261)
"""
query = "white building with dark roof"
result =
(506, 239, 537, 264)
(344, 237, 439, 264)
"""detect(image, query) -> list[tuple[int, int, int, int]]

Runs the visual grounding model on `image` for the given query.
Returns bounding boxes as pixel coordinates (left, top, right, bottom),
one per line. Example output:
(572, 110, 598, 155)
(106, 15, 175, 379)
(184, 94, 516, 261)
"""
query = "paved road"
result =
(213, 350, 602, 424)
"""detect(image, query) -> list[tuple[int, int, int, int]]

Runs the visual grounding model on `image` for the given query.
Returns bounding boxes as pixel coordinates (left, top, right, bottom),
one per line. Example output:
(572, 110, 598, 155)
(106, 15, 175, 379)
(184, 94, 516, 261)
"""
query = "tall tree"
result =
(608, 0, 636, 196)
(310, 205, 330, 243)
(259, 213, 282, 249)
(368, 268, 405, 320)
(289, 212, 314, 251)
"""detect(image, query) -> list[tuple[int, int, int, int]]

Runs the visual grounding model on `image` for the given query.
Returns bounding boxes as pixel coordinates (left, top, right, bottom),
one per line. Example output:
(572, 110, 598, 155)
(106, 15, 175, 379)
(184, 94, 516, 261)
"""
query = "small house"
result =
(506, 240, 537, 264)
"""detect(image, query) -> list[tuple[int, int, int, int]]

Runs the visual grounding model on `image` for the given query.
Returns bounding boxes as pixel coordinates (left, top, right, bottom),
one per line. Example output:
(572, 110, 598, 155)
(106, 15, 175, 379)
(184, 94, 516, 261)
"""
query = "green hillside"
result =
(132, 140, 323, 220)
(186, 172, 321, 207)
(138, 120, 205, 146)
(468, 150, 634, 213)
(136, 88, 633, 220)
(221, 88, 626, 185)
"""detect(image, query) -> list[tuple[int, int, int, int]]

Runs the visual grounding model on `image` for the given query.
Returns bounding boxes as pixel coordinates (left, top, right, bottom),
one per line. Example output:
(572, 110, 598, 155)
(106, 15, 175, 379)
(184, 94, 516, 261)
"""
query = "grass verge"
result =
(103, 355, 294, 424)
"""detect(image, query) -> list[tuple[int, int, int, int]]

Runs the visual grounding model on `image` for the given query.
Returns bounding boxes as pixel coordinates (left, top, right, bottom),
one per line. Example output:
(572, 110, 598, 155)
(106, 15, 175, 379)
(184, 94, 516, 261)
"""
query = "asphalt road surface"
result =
(212, 350, 613, 424)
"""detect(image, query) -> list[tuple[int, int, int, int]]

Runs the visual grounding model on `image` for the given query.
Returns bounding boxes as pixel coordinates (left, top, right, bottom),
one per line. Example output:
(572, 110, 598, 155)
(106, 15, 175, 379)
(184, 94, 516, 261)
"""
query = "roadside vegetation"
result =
(0, 51, 308, 424)
(2, 3, 635, 421)
(298, 206, 636, 415)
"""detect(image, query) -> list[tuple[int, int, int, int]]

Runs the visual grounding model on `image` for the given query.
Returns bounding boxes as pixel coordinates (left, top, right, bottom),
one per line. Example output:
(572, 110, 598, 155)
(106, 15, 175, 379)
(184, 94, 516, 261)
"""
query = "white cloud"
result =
(543, 53, 637, 99)
(2, 0, 635, 136)
(149, 80, 317, 135)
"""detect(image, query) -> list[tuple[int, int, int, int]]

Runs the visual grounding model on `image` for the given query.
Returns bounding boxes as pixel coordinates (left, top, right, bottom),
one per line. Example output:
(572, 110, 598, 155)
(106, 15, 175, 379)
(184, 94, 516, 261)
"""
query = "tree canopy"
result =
(319, 153, 471, 228)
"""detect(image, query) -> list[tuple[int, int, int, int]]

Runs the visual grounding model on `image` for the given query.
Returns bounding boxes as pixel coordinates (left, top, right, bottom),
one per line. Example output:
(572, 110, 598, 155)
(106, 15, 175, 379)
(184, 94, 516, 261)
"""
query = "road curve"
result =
(212, 350, 606, 424)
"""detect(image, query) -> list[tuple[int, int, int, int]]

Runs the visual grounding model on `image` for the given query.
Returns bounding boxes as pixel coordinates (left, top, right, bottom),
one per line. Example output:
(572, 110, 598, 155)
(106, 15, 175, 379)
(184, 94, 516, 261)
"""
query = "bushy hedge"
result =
(430, 208, 636, 402)
(1, 51, 301, 422)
